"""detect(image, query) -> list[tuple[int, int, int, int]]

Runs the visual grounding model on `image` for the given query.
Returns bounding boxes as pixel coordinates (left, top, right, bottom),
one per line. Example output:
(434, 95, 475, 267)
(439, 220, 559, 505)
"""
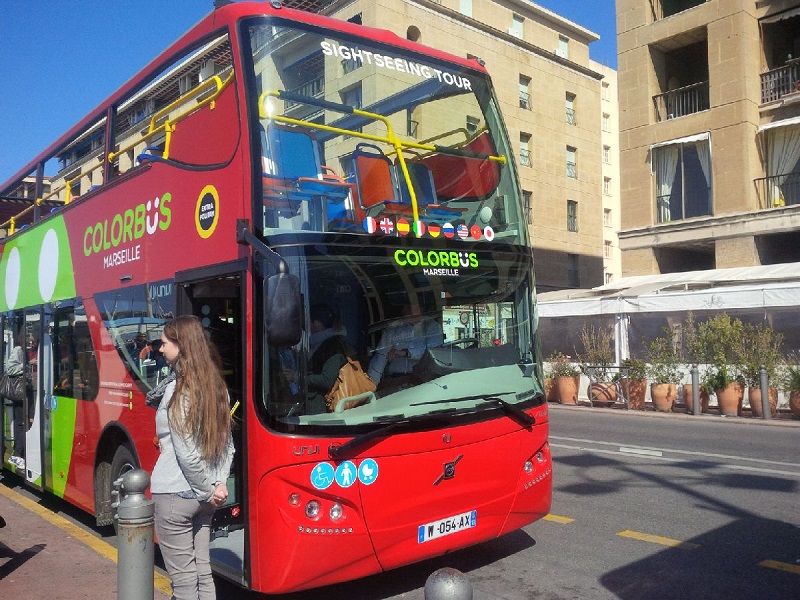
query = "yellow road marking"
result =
(0, 483, 172, 595)
(544, 513, 574, 524)
(618, 529, 699, 549)
(759, 560, 800, 575)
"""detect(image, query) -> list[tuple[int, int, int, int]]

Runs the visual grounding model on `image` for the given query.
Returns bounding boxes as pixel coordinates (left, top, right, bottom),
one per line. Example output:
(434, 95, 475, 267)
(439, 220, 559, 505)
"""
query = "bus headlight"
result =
(523, 460, 533, 474)
(329, 503, 343, 521)
(305, 500, 320, 518)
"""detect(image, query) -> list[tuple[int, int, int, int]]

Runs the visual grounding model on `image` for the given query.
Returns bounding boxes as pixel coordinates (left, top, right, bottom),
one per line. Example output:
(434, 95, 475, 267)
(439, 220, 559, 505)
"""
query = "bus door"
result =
(175, 264, 246, 581)
(24, 309, 47, 489)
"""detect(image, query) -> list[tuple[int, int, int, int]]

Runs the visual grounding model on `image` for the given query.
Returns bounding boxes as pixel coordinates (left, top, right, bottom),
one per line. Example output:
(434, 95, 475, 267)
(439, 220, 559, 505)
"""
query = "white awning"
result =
(761, 7, 800, 24)
(757, 115, 800, 132)
(649, 132, 709, 150)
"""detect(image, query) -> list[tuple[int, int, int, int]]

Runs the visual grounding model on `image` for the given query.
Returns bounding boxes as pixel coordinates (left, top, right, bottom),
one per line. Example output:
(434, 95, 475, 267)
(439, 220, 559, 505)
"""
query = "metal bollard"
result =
(115, 469, 155, 600)
(759, 365, 771, 420)
(691, 364, 700, 416)
(424, 567, 473, 600)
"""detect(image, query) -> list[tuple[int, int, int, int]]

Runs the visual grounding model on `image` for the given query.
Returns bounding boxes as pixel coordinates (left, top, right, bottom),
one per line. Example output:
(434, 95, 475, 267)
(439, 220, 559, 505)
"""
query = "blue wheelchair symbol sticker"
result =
(358, 458, 379, 485)
(311, 462, 335, 490)
(335, 461, 357, 488)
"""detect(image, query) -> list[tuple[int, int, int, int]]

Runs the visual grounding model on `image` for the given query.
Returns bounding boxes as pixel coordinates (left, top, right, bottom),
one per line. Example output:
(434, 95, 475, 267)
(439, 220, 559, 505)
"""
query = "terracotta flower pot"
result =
(544, 377, 558, 403)
(555, 375, 579, 405)
(748, 387, 778, 418)
(650, 382, 676, 412)
(620, 378, 647, 410)
(588, 381, 617, 406)
(715, 382, 744, 417)
(682, 383, 709, 413)
(789, 391, 800, 419)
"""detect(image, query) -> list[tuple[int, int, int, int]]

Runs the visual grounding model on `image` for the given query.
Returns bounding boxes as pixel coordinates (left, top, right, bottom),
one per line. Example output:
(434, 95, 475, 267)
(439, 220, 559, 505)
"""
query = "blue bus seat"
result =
(396, 159, 466, 219)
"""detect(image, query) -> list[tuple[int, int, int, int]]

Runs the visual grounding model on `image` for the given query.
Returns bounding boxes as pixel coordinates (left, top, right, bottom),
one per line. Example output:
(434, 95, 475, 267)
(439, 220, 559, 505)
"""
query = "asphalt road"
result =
(4, 405, 799, 599)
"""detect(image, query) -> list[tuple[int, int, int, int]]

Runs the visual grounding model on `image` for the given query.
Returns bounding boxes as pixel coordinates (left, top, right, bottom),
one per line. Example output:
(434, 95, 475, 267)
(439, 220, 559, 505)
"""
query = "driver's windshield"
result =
(245, 18, 526, 245)
(264, 244, 541, 426)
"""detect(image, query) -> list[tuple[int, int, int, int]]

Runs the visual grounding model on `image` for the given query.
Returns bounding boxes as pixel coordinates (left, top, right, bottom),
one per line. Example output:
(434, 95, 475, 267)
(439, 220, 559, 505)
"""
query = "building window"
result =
(567, 200, 578, 232)
(520, 134, 532, 167)
(510, 14, 524, 38)
(557, 35, 569, 59)
(602, 112, 610, 132)
(603, 145, 610, 164)
(519, 76, 531, 109)
(407, 109, 419, 138)
(604, 177, 611, 195)
(604, 208, 612, 226)
(605, 272, 613, 284)
(523, 190, 532, 224)
(459, 0, 472, 17)
(604, 240, 612, 259)
(602, 81, 610, 101)
(566, 146, 577, 178)
(652, 137, 712, 222)
(466, 115, 480, 135)
(565, 93, 576, 125)
(567, 254, 580, 287)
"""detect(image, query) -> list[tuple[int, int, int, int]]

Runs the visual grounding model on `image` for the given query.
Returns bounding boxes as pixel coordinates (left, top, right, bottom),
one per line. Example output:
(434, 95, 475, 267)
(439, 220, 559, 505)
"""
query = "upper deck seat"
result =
(262, 122, 352, 228)
(351, 143, 410, 220)
(395, 159, 466, 219)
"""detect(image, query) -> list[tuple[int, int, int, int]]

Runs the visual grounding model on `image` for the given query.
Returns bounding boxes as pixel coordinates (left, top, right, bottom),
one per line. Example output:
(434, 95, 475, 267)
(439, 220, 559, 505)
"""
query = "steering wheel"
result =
(441, 337, 479, 349)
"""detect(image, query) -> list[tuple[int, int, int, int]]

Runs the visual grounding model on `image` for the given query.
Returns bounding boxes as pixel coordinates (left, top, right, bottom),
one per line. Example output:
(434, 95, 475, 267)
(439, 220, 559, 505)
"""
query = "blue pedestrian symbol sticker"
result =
(335, 461, 357, 488)
(311, 462, 335, 490)
(358, 458, 379, 485)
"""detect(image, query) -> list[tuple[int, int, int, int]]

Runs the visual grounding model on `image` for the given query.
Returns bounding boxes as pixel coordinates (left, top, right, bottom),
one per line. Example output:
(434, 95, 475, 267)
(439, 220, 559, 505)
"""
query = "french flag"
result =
(363, 217, 377, 233)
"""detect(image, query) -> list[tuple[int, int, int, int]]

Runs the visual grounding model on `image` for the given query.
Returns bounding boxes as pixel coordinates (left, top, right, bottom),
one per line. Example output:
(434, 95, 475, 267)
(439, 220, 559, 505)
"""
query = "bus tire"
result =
(95, 443, 138, 528)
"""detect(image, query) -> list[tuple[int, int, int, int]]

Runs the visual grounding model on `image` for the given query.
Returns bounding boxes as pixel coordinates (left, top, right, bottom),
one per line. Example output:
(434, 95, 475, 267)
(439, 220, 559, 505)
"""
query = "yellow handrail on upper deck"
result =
(259, 90, 506, 223)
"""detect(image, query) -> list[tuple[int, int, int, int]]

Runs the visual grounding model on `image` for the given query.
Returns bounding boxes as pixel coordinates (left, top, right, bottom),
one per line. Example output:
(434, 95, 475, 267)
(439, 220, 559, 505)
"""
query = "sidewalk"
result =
(0, 476, 170, 599)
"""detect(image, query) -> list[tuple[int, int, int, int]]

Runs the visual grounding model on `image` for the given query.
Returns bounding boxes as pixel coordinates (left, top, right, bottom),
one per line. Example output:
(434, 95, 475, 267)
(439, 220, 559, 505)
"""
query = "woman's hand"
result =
(209, 483, 229, 507)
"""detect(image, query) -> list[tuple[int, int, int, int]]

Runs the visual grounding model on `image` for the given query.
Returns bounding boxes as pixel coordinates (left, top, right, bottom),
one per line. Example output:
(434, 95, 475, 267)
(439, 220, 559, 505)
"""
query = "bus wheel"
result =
(95, 444, 138, 528)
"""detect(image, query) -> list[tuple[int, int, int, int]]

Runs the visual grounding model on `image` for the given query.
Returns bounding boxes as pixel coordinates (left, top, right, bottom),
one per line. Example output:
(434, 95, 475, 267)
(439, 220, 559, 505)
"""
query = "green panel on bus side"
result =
(0, 216, 76, 312)
(49, 395, 77, 498)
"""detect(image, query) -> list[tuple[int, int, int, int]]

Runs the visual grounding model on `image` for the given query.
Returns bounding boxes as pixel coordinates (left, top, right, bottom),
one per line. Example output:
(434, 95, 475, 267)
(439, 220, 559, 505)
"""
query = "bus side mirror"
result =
(265, 273, 302, 347)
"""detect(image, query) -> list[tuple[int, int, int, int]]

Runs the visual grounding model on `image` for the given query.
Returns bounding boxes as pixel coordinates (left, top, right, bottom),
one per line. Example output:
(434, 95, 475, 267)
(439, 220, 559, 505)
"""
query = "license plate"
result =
(418, 510, 477, 543)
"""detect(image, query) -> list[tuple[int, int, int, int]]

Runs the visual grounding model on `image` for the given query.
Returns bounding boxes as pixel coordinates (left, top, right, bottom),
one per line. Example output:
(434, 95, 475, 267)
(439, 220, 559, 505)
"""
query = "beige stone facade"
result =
(618, 0, 800, 276)
(317, 0, 613, 291)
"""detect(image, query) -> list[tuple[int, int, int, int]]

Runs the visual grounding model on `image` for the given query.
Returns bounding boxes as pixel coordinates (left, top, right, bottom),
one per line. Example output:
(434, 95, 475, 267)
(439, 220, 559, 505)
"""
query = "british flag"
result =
(379, 217, 395, 234)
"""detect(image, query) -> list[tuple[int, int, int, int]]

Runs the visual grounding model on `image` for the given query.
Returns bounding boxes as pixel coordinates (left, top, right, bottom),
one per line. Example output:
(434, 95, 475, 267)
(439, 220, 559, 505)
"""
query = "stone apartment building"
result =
(297, 0, 619, 291)
(617, 0, 800, 276)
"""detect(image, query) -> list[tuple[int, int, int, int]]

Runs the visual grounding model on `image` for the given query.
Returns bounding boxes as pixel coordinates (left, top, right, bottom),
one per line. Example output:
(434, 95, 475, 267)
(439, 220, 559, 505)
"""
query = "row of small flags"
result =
(363, 216, 495, 241)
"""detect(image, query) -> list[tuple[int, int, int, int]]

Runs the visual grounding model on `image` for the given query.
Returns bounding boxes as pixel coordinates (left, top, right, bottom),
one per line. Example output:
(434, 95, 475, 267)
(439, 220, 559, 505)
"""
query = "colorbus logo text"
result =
(83, 194, 172, 258)
(394, 249, 478, 270)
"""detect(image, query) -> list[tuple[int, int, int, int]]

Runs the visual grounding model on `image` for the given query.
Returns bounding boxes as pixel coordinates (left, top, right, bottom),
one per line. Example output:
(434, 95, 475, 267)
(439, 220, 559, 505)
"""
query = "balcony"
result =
(653, 81, 709, 122)
(649, 0, 707, 21)
(755, 173, 800, 209)
(761, 59, 800, 104)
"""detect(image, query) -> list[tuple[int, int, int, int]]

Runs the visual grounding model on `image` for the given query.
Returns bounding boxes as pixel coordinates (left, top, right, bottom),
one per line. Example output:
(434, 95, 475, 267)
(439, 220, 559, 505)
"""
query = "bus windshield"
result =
(245, 18, 526, 245)
(263, 244, 541, 427)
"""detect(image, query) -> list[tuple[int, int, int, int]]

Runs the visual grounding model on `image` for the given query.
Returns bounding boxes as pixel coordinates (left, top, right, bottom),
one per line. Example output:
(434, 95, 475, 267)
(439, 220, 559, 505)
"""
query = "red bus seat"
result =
(352, 143, 410, 218)
(395, 159, 466, 219)
(421, 130, 501, 200)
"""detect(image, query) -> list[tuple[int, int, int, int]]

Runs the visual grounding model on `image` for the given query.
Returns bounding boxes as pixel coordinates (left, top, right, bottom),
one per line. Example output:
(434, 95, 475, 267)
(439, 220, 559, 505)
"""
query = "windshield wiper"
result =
(477, 397, 536, 428)
(328, 413, 452, 459)
(411, 393, 535, 428)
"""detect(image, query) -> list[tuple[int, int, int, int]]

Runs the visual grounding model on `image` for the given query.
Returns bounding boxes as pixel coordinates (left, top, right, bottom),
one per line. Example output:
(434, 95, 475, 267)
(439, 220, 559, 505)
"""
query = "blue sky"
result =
(0, 0, 616, 187)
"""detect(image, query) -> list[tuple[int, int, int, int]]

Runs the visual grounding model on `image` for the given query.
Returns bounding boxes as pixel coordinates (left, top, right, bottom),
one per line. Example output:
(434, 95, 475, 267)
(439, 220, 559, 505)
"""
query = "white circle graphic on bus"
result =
(4, 246, 21, 309)
(358, 459, 379, 485)
(38, 228, 59, 302)
(334, 461, 357, 488)
(310, 462, 335, 490)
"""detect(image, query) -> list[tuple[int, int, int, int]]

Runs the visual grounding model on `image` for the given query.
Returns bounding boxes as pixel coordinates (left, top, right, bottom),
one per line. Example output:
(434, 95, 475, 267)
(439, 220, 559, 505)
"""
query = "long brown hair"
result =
(164, 315, 231, 463)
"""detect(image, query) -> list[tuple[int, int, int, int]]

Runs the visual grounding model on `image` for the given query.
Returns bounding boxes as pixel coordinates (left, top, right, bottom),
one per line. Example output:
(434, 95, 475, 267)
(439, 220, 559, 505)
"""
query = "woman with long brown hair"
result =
(150, 315, 234, 600)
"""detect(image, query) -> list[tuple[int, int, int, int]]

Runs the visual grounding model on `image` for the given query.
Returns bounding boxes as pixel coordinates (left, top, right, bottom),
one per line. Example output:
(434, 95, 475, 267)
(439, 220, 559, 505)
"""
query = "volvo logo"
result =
(433, 454, 463, 485)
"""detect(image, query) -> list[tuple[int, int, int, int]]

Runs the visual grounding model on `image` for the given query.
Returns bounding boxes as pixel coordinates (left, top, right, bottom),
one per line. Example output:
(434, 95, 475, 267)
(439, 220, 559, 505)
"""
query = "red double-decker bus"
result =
(0, 1, 550, 593)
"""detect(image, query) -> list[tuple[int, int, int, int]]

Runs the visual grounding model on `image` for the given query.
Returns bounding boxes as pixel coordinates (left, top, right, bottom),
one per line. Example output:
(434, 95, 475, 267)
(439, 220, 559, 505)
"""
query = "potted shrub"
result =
(780, 351, 800, 419)
(645, 327, 681, 412)
(735, 321, 783, 418)
(546, 351, 581, 405)
(696, 314, 745, 417)
(681, 313, 709, 413)
(618, 357, 647, 410)
(578, 325, 617, 407)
